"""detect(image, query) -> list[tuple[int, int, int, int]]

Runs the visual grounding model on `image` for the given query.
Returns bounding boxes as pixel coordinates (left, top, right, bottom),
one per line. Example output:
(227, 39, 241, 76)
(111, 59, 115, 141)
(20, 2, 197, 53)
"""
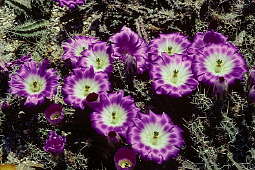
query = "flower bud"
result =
(44, 104, 64, 125)
(43, 131, 66, 154)
(114, 147, 136, 170)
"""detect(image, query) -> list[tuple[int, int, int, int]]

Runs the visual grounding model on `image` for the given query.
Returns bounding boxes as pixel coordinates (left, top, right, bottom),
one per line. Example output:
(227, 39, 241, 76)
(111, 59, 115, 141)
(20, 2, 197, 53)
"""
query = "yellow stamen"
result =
(33, 81, 38, 88)
(96, 58, 102, 69)
(31, 81, 41, 93)
(112, 112, 116, 119)
(111, 112, 117, 124)
(118, 159, 132, 168)
(50, 113, 60, 120)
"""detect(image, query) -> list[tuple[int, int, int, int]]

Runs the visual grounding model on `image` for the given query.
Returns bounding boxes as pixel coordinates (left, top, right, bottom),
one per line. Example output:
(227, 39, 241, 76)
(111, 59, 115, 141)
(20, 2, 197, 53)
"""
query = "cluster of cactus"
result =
(0, 0, 255, 170)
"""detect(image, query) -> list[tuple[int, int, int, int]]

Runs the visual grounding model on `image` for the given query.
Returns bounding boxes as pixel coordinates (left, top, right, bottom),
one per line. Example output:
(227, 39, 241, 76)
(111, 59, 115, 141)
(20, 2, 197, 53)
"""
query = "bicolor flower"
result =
(77, 41, 113, 73)
(62, 36, 97, 65)
(187, 30, 228, 56)
(127, 112, 184, 164)
(90, 90, 139, 137)
(109, 26, 148, 74)
(44, 104, 64, 125)
(148, 33, 190, 63)
(52, 0, 86, 8)
(9, 60, 60, 106)
(193, 44, 247, 86)
(44, 131, 66, 154)
(114, 147, 136, 170)
(62, 67, 109, 109)
(150, 54, 198, 97)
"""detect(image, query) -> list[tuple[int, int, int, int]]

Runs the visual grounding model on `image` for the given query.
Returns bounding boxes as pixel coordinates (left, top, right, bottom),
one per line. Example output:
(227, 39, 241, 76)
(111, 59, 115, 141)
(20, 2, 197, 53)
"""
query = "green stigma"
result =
(153, 131, 159, 138)
(111, 112, 117, 124)
(84, 85, 91, 96)
(215, 59, 223, 73)
(95, 58, 102, 69)
(151, 131, 159, 145)
(33, 81, 38, 88)
(171, 69, 179, 84)
(30, 81, 43, 93)
(167, 46, 173, 55)
(84, 85, 90, 91)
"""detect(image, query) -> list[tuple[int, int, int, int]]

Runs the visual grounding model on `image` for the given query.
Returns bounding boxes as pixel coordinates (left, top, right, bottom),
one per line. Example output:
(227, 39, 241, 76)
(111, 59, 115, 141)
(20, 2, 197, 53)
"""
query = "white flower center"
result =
(74, 44, 88, 57)
(24, 75, 46, 94)
(161, 63, 191, 87)
(140, 123, 170, 149)
(101, 104, 127, 127)
(73, 79, 100, 99)
(204, 53, 234, 76)
(159, 40, 183, 56)
(87, 51, 110, 72)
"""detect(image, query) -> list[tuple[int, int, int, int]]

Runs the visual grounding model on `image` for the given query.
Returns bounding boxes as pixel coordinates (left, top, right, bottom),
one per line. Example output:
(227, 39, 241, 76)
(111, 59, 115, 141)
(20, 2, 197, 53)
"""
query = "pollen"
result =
(50, 113, 61, 120)
(118, 159, 133, 168)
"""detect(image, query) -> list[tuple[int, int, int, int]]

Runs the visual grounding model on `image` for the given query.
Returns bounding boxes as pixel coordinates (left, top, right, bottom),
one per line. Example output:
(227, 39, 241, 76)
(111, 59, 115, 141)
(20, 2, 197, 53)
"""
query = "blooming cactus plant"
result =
(90, 90, 139, 136)
(109, 26, 148, 74)
(148, 33, 190, 63)
(150, 54, 198, 97)
(0, 4, 252, 168)
(62, 67, 110, 109)
(62, 35, 98, 65)
(77, 41, 113, 73)
(127, 111, 184, 164)
(193, 44, 247, 86)
(9, 60, 60, 106)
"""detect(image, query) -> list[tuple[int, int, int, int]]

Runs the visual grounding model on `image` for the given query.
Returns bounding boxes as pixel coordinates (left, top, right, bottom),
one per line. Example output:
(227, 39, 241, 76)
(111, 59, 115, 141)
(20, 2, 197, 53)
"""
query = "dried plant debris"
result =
(0, 0, 255, 170)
